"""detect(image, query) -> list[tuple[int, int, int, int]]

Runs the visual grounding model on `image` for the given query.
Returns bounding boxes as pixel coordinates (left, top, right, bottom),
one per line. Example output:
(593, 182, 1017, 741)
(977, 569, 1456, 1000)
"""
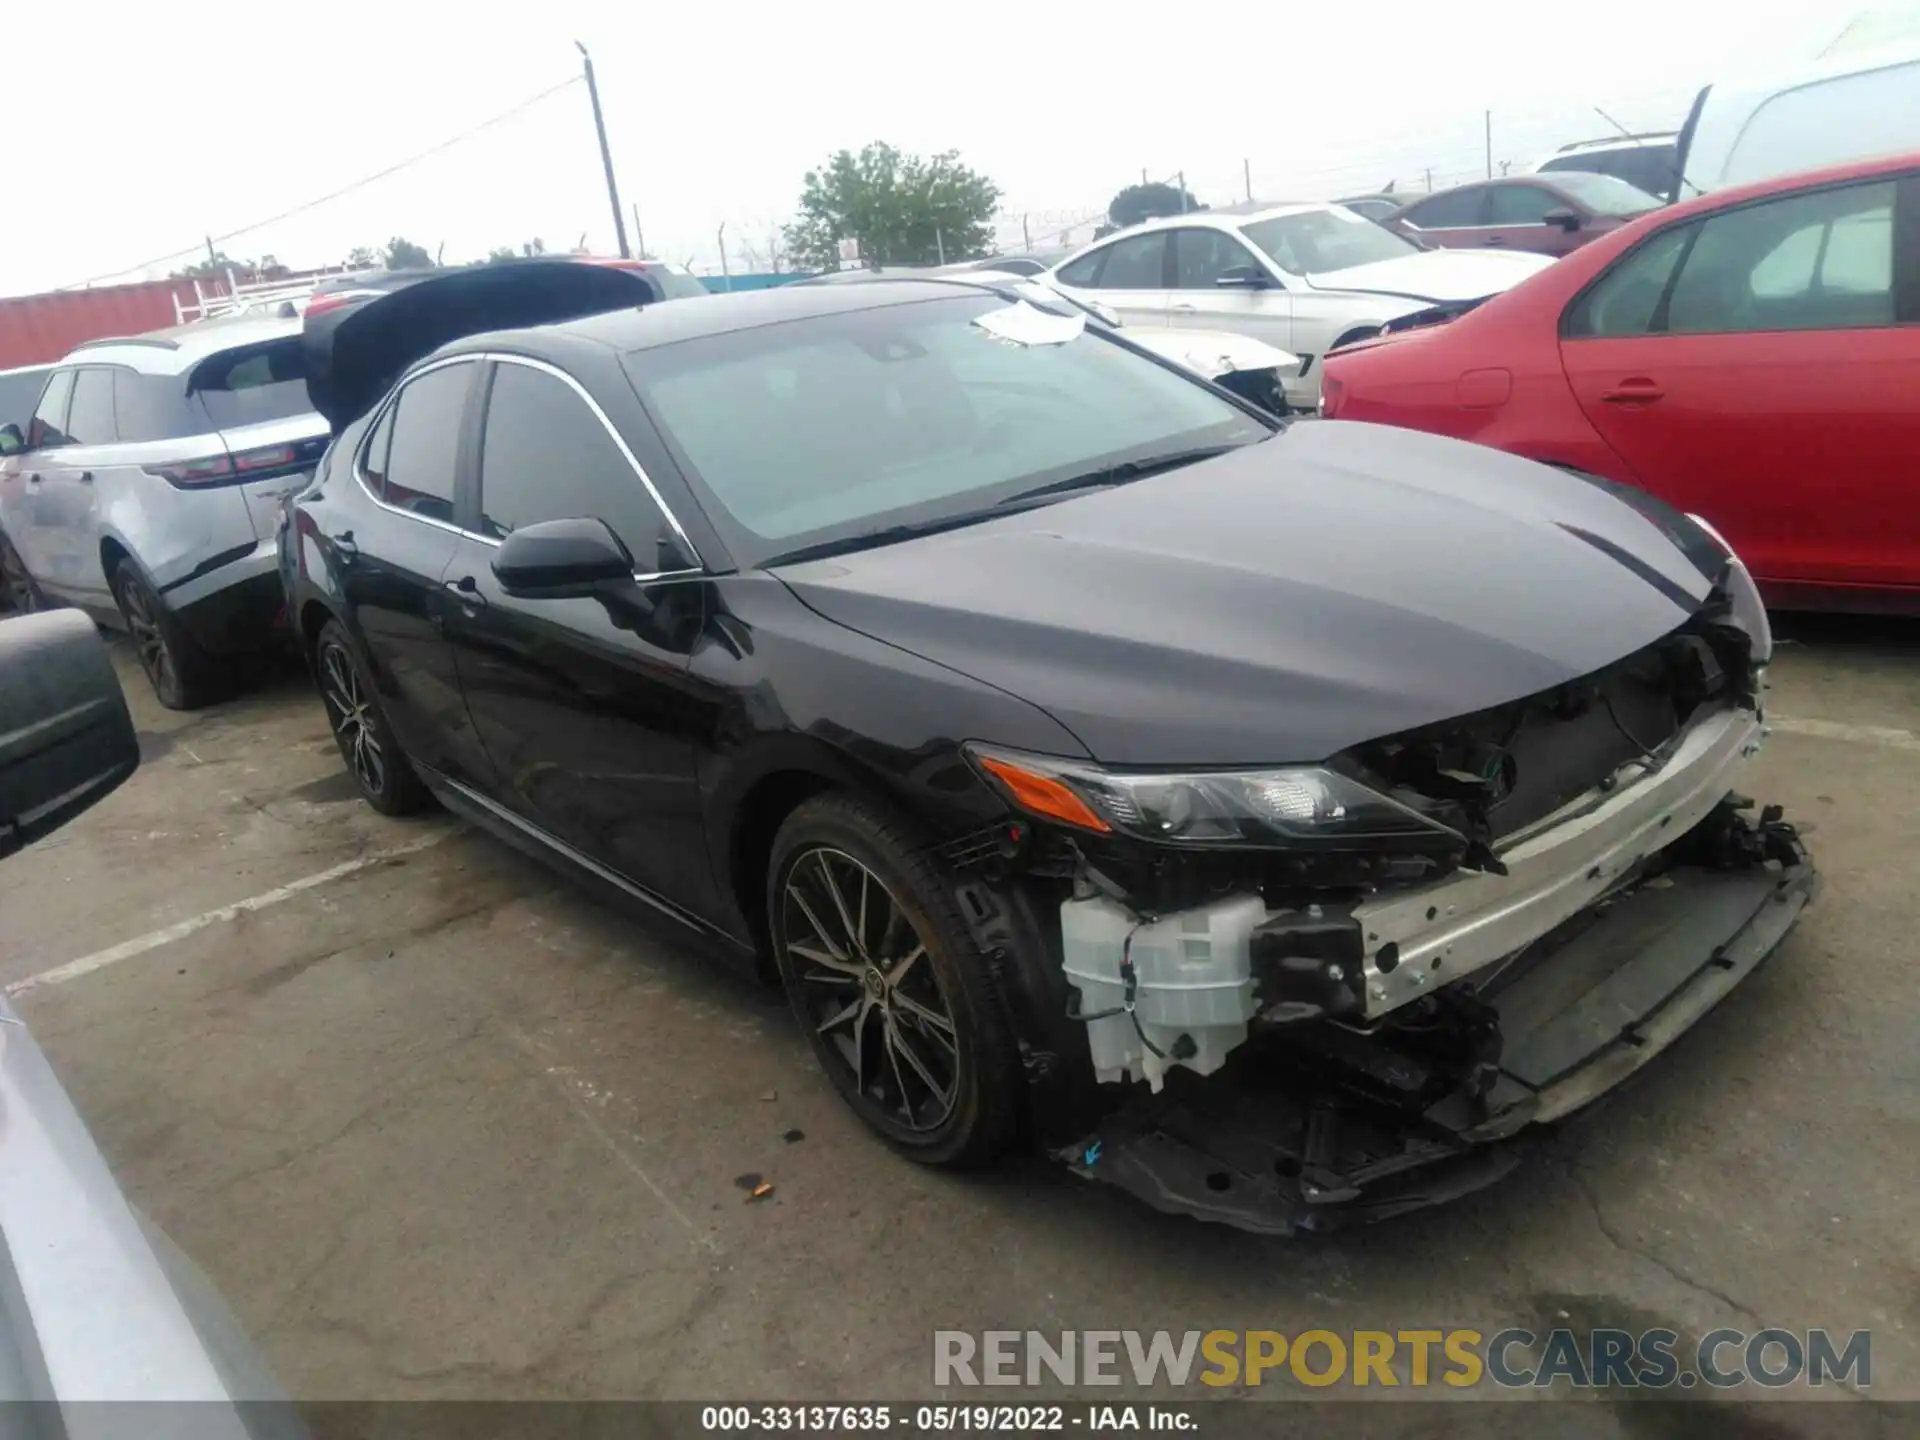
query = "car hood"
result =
(1126, 328, 1299, 379)
(1306, 249, 1556, 303)
(777, 421, 1715, 767)
(301, 261, 651, 432)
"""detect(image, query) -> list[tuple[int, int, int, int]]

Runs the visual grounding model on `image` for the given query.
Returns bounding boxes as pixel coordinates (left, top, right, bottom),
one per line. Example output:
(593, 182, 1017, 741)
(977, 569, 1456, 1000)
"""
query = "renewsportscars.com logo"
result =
(932, 1328, 1871, 1390)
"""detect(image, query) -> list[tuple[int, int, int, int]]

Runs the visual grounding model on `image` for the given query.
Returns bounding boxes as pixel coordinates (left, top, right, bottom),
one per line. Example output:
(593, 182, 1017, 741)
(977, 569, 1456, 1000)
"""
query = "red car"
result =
(1387, 173, 1663, 257)
(1324, 152, 1920, 608)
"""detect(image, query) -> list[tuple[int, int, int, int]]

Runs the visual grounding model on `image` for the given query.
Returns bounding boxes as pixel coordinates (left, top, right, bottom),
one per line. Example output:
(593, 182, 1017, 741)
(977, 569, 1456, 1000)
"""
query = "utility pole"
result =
(1484, 110, 1493, 179)
(577, 42, 631, 258)
(632, 202, 646, 260)
(1243, 159, 1252, 203)
(1021, 214, 1031, 250)
(717, 222, 730, 291)
(1424, 167, 1433, 191)
(205, 236, 219, 269)
(936, 228, 946, 266)
(1178, 171, 1189, 212)
(1142, 167, 1149, 186)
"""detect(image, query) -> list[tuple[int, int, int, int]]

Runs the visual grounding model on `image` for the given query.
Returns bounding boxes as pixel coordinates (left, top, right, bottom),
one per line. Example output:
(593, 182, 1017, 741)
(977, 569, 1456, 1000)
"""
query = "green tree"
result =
(345, 246, 380, 269)
(782, 142, 1000, 273)
(383, 236, 433, 270)
(1107, 181, 1204, 229)
(484, 246, 520, 264)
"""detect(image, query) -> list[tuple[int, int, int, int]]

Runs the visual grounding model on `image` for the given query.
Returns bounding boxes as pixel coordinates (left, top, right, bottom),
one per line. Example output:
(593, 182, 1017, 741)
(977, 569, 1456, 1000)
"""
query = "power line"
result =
(59, 74, 583, 289)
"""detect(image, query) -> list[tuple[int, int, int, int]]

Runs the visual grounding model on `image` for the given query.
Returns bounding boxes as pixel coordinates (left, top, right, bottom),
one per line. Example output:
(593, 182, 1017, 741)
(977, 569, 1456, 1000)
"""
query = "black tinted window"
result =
(477, 363, 666, 560)
(1089, 233, 1167, 289)
(1172, 228, 1262, 288)
(1486, 185, 1558, 225)
(1402, 188, 1487, 228)
(27, 370, 74, 449)
(1055, 250, 1105, 286)
(64, 369, 117, 446)
(113, 371, 204, 442)
(1666, 181, 1894, 334)
(191, 340, 315, 431)
(380, 363, 471, 522)
(1565, 224, 1695, 337)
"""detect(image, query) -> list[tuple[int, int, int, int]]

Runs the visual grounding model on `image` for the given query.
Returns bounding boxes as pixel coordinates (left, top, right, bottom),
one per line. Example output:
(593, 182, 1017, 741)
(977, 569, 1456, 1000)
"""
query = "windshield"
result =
(1544, 171, 1664, 217)
(623, 293, 1269, 566)
(1239, 208, 1421, 275)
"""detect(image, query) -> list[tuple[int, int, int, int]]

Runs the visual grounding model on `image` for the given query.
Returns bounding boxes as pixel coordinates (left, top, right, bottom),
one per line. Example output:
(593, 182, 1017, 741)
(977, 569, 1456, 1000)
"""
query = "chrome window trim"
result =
(351, 350, 706, 574)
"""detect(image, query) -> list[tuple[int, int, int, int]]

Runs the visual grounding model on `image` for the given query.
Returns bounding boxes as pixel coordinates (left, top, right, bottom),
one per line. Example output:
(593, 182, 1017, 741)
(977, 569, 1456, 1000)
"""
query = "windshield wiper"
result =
(763, 513, 1007, 568)
(994, 444, 1245, 508)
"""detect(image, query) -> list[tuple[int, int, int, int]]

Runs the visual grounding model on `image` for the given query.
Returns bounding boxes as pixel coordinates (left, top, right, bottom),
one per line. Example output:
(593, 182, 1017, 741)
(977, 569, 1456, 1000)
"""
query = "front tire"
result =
(109, 557, 220, 709)
(767, 793, 1024, 1168)
(314, 619, 431, 815)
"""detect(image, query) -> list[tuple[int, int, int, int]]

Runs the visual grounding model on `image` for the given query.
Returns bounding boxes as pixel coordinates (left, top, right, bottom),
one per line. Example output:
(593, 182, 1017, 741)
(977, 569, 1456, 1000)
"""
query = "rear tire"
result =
(109, 557, 221, 709)
(0, 528, 42, 614)
(767, 792, 1024, 1168)
(314, 619, 431, 815)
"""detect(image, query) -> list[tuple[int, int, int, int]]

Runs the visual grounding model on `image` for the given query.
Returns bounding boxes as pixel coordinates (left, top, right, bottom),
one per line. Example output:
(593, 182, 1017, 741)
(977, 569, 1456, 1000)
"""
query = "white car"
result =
(1047, 204, 1556, 409)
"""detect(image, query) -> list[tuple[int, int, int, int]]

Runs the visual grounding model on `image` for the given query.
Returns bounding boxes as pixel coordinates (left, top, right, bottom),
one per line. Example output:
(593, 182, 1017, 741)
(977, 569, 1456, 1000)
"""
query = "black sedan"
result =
(280, 266, 1812, 1231)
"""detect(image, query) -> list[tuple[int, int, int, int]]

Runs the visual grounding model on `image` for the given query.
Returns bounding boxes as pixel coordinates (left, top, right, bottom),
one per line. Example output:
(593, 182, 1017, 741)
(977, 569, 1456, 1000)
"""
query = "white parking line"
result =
(1769, 716, 1920, 752)
(5, 827, 457, 998)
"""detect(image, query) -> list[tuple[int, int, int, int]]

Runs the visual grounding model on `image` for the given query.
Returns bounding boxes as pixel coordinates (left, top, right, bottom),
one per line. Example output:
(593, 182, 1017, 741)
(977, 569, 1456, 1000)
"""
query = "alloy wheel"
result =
(781, 847, 961, 1132)
(116, 573, 177, 699)
(319, 641, 387, 796)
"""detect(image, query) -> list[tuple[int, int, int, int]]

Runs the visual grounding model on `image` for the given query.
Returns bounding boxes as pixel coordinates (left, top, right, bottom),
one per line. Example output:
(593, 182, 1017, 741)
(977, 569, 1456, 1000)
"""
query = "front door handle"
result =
(1484, 236, 1507, 246)
(1600, 379, 1666, 405)
(444, 575, 487, 608)
(25, 473, 40, 487)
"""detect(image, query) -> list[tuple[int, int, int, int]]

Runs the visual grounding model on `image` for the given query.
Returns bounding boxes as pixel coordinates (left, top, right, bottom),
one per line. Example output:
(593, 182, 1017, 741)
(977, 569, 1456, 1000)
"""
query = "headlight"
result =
(966, 744, 1463, 849)
(1686, 512, 1771, 665)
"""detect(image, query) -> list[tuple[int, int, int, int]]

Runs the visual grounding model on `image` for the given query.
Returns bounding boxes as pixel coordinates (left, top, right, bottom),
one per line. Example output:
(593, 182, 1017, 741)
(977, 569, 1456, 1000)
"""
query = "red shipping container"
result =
(0, 277, 235, 370)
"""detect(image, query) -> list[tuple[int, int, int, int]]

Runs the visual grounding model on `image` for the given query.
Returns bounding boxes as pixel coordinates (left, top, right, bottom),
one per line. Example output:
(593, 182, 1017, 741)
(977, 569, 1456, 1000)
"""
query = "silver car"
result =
(0, 318, 328, 708)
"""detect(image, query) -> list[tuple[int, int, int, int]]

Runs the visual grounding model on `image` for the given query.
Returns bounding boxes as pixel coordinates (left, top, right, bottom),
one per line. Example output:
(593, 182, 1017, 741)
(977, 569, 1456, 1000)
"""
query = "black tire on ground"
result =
(0, 527, 43, 614)
(313, 619, 432, 815)
(767, 792, 1025, 1168)
(109, 556, 223, 710)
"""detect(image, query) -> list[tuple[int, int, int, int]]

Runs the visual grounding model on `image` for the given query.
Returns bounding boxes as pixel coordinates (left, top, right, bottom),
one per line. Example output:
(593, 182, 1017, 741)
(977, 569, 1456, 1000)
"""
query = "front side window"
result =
(1665, 180, 1895, 334)
(376, 362, 473, 522)
(478, 362, 669, 561)
(63, 369, 117, 446)
(1171, 228, 1265, 289)
(1539, 171, 1663, 218)
(28, 370, 76, 449)
(625, 293, 1270, 564)
(1486, 185, 1560, 225)
(1241, 208, 1424, 273)
(1397, 189, 1487, 230)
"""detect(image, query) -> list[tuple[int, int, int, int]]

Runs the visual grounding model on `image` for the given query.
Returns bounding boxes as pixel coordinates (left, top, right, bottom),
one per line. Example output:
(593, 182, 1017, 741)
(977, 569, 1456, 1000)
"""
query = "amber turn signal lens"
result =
(976, 756, 1111, 834)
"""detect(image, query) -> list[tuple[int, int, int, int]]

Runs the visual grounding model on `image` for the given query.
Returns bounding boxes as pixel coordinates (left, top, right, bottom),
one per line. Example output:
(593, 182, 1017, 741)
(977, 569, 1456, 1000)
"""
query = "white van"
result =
(1673, 39, 1920, 198)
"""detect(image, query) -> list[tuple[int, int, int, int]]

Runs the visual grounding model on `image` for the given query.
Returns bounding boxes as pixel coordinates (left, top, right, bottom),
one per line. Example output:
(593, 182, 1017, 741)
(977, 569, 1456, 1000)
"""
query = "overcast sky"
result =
(4, 1, 1864, 295)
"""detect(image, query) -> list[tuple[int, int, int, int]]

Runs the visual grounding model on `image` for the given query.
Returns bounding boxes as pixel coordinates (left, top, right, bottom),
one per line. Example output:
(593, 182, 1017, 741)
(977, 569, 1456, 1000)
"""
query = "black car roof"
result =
(439, 278, 1006, 362)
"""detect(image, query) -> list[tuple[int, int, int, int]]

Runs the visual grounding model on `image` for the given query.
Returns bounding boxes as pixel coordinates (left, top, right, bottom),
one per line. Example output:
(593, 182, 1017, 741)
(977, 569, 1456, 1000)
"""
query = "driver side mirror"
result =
(492, 517, 635, 598)
(1215, 266, 1271, 290)
(1543, 207, 1582, 232)
(1, 609, 139, 861)
(0, 424, 24, 457)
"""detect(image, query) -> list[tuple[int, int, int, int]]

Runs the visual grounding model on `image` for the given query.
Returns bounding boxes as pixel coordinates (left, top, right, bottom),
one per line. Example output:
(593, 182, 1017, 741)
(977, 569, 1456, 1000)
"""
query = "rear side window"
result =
(476, 362, 668, 560)
(376, 363, 472, 523)
(1092, 233, 1168, 289)
(1564, 225, 1697, 337)
(1055, 249, 1105, 287)
(112, 371, 205, 442)
(63, 369, 117, 446)
(190, 339, 315, 431)
(27, 370, 75, 448)
(1665, 181, 1895, 333)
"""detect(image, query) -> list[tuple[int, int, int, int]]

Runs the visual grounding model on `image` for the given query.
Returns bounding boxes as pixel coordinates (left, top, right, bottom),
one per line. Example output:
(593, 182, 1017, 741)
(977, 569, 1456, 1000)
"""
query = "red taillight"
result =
(145, 443, 306, 489)
(1319, 375, 1346, 418)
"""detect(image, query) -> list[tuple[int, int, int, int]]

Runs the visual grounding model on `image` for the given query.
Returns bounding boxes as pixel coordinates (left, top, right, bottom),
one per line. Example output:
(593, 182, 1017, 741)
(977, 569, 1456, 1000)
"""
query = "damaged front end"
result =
(953, 539, 1815, 1233)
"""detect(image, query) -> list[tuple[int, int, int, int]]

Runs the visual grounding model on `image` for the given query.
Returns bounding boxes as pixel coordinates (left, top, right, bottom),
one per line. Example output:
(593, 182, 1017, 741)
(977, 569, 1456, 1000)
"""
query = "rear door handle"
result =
(444, 575, 487, 608)
(25, 473, 40, 487)
(76, 471, 93, 484)
(1484, 237, 1507, 247)
(1600, 379, 1666, 405)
